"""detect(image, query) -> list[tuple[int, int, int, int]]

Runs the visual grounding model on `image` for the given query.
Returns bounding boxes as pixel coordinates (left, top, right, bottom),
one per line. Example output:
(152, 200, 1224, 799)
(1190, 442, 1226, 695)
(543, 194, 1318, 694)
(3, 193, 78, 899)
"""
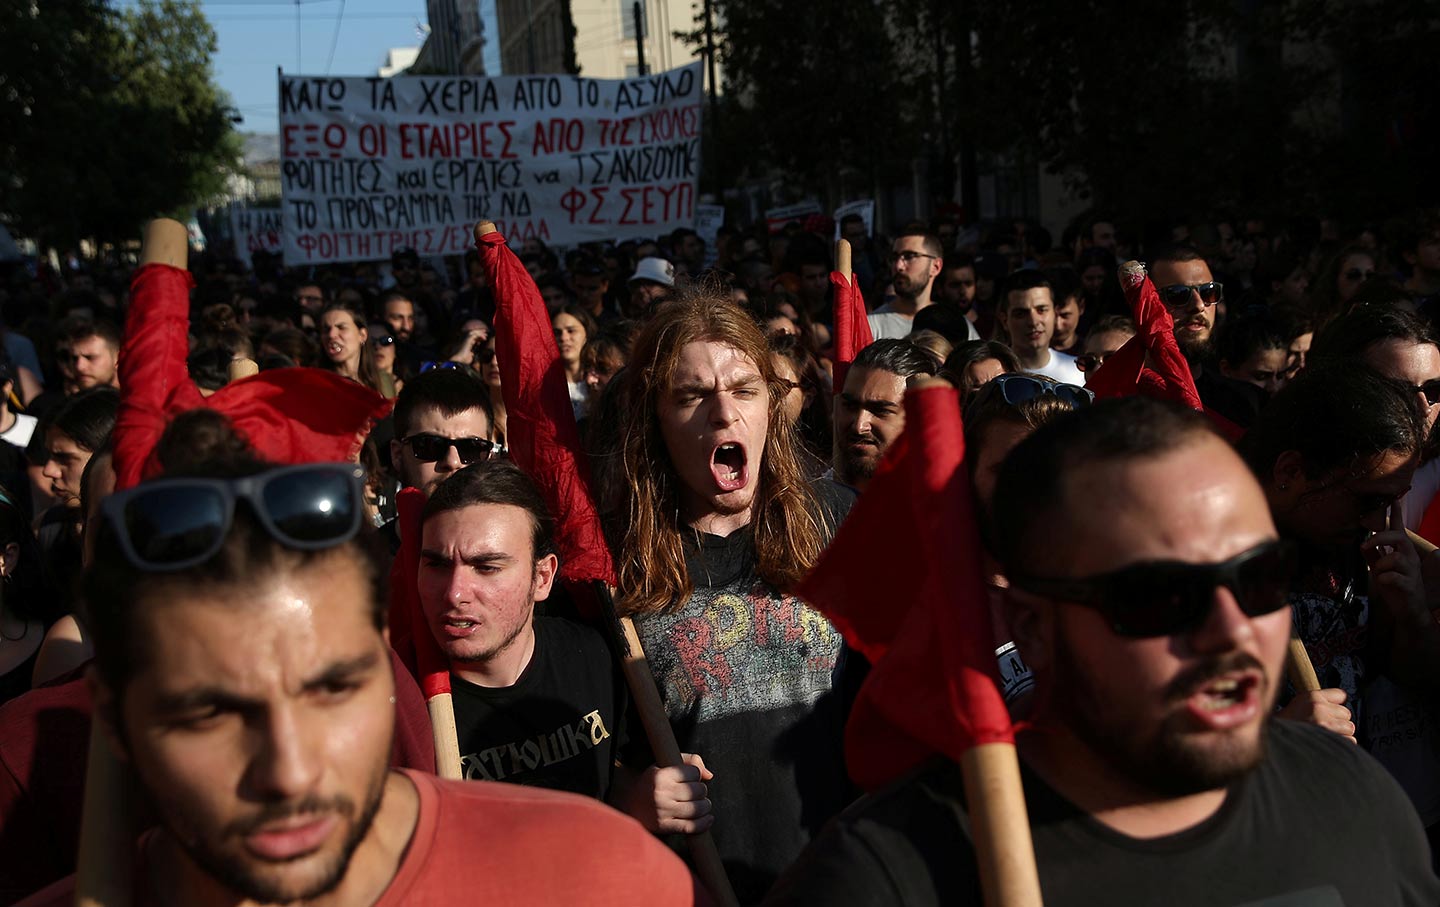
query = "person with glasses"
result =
(996, 270, 1085, 386)
(1215, 308, 1291, 396)
(770, 397, 1440, 906)
(292, 281, 326, 314)
(1075, 314, 1136, 382)
(1311, 244, 1378, 327)
(16, 452, 703, 906)
(832, 339, 936, 492)
(869, 230, 976, 342)
(368, 324, 401, 398)
(1240, 364, 1440, 849)
(388, 368, 496, 502)
(1150, 242, 1266, 430)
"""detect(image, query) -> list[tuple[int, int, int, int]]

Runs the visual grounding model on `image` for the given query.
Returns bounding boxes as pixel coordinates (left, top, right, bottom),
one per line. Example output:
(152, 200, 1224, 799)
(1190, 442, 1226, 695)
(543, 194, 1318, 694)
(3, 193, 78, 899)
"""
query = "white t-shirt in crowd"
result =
(867, 305, 980, 342)
(1023, 349, 1086, 387)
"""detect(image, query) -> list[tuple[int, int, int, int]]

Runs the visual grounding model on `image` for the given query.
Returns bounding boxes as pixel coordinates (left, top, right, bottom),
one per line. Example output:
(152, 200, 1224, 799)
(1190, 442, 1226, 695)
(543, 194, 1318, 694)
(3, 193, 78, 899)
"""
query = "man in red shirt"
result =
(21, 459, 704, 906)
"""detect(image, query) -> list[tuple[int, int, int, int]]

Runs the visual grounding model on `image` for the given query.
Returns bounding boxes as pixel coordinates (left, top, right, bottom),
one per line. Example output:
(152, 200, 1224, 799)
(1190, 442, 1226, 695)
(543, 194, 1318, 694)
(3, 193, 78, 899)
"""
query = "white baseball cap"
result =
(629, 257, 676, 287)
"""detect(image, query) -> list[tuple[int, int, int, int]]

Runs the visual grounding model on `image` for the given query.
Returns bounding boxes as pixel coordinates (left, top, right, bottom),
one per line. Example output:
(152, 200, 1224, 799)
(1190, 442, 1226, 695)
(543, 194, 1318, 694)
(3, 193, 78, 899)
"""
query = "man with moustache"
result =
(770, 398, 1439, 905)
(869, 230, 978, 342)
(1150, 243, 1265, 428)
(832, 340, 937, 492)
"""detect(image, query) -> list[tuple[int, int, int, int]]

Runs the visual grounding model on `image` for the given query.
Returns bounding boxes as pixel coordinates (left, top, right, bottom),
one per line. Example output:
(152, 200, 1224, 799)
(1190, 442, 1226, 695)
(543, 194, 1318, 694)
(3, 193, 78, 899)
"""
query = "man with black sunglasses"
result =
(1151, 243, 1266, 429)
(389, 367, 496, 500)
(17, 457, 704, 906)
(771, 398, 1438, 905)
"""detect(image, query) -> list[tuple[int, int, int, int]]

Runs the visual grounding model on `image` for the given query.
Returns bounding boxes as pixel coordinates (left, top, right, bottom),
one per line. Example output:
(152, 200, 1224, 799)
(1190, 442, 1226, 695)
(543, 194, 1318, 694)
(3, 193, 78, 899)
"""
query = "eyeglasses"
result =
(887, 251, 938, 266)
(402, 433, 495, 465)
(1010, 540, 1298, 638)
(1074, 352, 1117, 373)
(419, 361, 464, 374)
(991, 373, 1094, 408)
(372, 335, 396, 347)
(1415, 379, 1440, 407)
(1157, 282, 1224, 308)
(101, 464, 366, 572)
(1343, 268, 1376, 282)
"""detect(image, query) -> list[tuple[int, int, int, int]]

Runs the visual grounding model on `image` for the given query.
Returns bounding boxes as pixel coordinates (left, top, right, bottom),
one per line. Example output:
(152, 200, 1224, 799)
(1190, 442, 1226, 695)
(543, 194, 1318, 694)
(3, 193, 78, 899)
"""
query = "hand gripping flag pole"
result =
(471, 222, 739, 907)
(798, 379, 1043, 906)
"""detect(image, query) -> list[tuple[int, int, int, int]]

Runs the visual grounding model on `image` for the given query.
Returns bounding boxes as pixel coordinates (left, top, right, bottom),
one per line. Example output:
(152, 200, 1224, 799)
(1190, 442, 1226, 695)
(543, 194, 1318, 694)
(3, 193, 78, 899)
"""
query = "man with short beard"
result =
(19, 458, 704, 906)
(1150, 243, 1265, 428)
(832, 340, 936, 492)
(770, 398, 1440, 905)
(869, 230, 976, 341)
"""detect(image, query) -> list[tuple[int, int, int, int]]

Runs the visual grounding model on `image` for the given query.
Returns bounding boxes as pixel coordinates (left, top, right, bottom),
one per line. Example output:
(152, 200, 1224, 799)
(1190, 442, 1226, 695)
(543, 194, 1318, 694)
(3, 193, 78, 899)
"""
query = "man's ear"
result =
(389, 438, 404, 473)
(1272, 449, 1306, 497)
(531, 553, 559, 602)
(1075, 297, 1086, 316)
(1005, 587, 1055, 675)
(85, 664, 131, 764)
(1218, 359, 1236, 380)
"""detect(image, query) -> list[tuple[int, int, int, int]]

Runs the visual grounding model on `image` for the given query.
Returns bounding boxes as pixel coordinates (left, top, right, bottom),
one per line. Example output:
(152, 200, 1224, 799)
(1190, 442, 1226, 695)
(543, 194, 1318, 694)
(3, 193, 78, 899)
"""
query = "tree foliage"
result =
(0, 0, 240, 250)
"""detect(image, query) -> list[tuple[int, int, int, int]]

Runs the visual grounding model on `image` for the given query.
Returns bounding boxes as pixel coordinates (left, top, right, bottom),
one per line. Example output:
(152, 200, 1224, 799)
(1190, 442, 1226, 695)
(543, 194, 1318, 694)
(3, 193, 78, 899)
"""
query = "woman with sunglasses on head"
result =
(1310, 244, 1379, 328)
(962, 373, 1093, 714)
(318, 299, 386, 396)
(940, 339, 1021, 403)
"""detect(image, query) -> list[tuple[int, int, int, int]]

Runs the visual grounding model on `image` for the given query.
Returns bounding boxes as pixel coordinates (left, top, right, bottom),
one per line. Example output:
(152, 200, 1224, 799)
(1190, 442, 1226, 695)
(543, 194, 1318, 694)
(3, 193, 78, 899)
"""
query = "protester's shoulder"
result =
(413, 773, 700, 898)
(767, 758, 972, 907)
(1265, 718, 1407, 798)
(534, 615, 610, 660)
(808, 476, 856, 531)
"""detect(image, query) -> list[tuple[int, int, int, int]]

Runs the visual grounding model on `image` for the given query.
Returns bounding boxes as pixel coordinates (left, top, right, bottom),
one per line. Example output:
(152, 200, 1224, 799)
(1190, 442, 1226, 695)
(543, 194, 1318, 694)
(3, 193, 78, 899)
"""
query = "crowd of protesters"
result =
(0, 204, 1439, 905)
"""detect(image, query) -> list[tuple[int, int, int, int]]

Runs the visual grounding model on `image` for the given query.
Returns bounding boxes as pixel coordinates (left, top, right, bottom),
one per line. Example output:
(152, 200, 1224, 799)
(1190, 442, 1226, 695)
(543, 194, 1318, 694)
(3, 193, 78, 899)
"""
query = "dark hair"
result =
(64, 317, 121, 351)
(767, 331, 832, 460)
(1147, 242, 1206, 268)
(1088, 314, 1137, 337)
(1000, 269, 1052, 310)
(1215, 308, 1288, 368)
(0, 482, 54, 624)
(912, 304, 977, 346)
(48, 386, 120, 452)
(850, 338, 937, 381)
(83, 431, 384, 699)
(392, 366, 493, 438)
(963, 373, 1085, 483)
(554, 303, 599, 342)
(1239, 363, 1426, 483)
(894, 228, 943, 260)
(941, 340, 1021, 392)
(261, 326, 318, 368)
(1308, 304, 1437, 369)
(187, 347, 232, 392)
(422, 459, 556, 562)
(992, 398, 1217, 572)
(319, 299, 382, 393)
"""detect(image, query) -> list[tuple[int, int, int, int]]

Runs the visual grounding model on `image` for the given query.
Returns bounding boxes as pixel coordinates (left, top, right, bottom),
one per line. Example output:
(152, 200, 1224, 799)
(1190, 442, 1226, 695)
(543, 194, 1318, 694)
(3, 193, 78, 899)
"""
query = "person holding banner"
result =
(770, 398, 1439, 905)
(611, 293, 854, 902)
(19, 454, 706, 906)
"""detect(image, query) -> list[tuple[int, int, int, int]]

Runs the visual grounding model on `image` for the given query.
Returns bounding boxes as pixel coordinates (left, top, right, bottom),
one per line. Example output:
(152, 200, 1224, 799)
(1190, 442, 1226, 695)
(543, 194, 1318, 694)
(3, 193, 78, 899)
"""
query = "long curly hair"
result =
(611, 291, 831, 616)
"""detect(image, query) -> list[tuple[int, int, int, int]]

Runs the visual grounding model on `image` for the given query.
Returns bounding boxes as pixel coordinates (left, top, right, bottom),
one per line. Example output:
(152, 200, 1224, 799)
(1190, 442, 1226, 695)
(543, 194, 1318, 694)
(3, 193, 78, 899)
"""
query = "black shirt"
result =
(450, 616, 625, 800)
(766, 720, 1440, 906)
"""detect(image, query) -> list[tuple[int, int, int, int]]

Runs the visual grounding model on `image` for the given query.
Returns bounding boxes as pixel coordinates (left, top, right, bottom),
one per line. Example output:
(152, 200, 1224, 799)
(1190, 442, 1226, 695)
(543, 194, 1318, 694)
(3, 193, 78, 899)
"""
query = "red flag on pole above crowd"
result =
(797, 380, 1041, 904)
(831, 238, 872, 394)
(475, 225, 617, 596)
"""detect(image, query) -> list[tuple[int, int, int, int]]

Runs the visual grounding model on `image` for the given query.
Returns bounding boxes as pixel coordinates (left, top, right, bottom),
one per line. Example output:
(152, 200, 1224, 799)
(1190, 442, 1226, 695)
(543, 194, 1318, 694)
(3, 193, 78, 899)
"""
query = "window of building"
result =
(621, 0, 647, 40)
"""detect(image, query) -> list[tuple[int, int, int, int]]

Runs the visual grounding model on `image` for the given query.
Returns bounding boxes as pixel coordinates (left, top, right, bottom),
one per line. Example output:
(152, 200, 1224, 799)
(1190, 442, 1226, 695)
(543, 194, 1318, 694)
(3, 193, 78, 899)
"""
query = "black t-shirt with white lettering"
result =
(449, 616, 625, 800)
(766, 720, 1440, 906)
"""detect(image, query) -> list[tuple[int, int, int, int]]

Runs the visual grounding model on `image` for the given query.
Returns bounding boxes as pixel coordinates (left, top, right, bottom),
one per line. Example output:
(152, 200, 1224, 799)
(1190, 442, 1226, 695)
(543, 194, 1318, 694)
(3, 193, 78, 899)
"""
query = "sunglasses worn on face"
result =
(101, 464, 366, 572)
(1414, 379, 1440, 407)
(372, 335, 396, 347)
(992, 373, 1094, 408)
(403, 433, 495, 465)
(1075, 353, 1114, 373)
(1158, 282, 1224, 307)
(1011, 540, 1297, 638)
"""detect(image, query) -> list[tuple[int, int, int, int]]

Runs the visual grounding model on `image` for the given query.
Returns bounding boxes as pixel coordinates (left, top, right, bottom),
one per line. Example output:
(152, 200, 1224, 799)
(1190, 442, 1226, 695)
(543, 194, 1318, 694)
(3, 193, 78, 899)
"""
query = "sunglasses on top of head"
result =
(1009, 539, 1298, 638)
(101, 463, 366, 572)
(1157, 281, 1224, 308)
(991, 373, 1094, 409)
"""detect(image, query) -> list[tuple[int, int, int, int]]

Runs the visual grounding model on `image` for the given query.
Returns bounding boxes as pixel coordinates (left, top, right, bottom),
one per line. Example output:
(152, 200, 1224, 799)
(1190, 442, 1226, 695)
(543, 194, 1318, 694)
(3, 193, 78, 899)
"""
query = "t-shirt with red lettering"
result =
(20, 769, 708, 906)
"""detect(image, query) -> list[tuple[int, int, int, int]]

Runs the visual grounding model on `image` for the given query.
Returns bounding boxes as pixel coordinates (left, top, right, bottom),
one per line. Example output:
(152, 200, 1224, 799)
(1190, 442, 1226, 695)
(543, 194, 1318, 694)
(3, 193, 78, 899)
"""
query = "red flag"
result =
(389, 487, 452, 697)
(477, 229, 617, 596)
(797, 384, 1014, 790)
(830, 269, 873, 394)
(114, 263, 392, 491)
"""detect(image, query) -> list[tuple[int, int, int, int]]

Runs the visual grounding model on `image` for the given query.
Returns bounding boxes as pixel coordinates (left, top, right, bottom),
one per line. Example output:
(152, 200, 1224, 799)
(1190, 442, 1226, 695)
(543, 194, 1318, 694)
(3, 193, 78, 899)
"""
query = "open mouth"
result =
(1185, 672, 1261, 730)
(326, 341, 345, 356)
(442, 616, 479, 638)
(710, 442, 748, 492)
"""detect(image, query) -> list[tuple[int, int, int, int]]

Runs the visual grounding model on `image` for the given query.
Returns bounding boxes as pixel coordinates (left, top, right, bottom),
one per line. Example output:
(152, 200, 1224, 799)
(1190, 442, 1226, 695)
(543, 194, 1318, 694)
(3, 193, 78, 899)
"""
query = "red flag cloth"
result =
(114, 263, 392, 491)
(389, 487, 452, 698)
(476, 230, 617, 594)
(797, 384, 1014, 790)
(830, 270, 873, 394)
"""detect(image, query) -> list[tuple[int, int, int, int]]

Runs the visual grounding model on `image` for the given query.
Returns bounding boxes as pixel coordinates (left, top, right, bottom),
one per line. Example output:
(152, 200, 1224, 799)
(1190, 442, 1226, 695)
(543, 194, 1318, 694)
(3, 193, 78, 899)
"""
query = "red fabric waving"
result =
(797, 384, 1014, 790)
(1119, 263, 1204, 412)
(390, 487, 451, 698)
(114, 264, 392, 492)
(477, 230, 617, 596)
(830, 270, 873, 393)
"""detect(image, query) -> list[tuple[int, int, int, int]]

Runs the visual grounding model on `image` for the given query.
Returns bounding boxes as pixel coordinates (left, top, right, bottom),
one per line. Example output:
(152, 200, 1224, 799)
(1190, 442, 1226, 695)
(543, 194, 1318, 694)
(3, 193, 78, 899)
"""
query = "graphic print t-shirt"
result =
(624, 480, 855, 903)
(450, 617, 625, 800)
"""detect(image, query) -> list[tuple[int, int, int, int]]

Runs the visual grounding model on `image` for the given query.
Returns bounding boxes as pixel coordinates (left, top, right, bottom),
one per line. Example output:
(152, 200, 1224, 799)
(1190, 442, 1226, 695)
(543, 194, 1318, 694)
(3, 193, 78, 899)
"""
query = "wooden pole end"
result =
(140, 219, 189, 269)
(474, 221, 499, 243)
(835, 238, 853, 278)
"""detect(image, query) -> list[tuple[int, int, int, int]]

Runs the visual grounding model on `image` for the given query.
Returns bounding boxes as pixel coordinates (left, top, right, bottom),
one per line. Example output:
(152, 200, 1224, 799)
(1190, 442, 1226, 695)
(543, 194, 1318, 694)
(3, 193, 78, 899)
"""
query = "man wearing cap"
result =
(627, 257, 676, 318)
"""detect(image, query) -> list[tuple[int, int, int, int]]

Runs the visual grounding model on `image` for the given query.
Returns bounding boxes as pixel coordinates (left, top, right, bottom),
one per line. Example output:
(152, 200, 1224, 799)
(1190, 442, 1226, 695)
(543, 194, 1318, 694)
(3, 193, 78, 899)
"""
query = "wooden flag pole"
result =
(961, 743, 1045, 907)
(596, 584, 740, 907)
(836, 237, 852, 281)
(76, 218, 190, 907)
(1286, 636, 1321, 694)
